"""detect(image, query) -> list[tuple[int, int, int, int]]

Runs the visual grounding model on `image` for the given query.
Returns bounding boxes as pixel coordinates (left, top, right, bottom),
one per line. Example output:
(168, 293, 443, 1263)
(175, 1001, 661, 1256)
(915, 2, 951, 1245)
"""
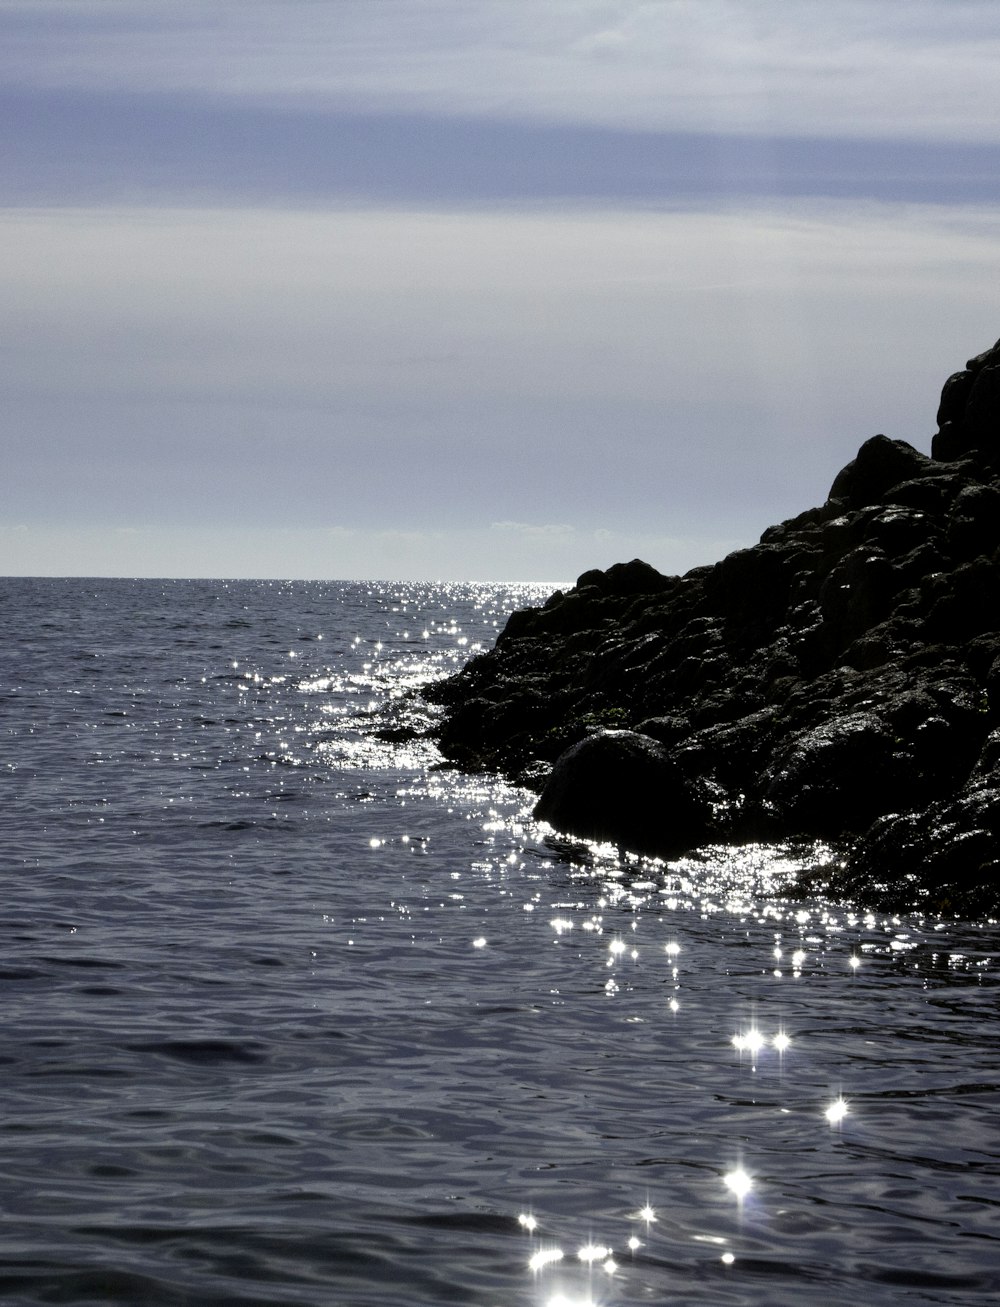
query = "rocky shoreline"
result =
(424, 340, 1000, 917)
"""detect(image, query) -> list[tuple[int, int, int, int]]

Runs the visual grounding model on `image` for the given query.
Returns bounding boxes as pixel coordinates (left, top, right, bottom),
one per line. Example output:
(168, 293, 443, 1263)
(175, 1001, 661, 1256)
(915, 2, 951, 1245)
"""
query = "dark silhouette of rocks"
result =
(425, 340, 1000, 915)
(533, 729, 714, 859)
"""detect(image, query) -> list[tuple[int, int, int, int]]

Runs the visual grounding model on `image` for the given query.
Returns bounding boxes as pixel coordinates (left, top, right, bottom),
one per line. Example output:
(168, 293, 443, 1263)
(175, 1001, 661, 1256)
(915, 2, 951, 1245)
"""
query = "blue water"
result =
(2, 577, 999, 1306)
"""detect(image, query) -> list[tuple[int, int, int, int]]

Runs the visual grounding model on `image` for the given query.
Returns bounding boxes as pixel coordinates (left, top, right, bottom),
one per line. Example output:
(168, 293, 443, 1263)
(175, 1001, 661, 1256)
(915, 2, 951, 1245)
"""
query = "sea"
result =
(3, 576, 999, 1307)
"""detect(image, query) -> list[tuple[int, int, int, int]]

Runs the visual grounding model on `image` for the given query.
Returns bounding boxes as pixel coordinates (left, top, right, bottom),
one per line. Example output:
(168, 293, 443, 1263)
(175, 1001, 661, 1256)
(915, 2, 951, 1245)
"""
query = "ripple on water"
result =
(1, 579, 998, 1306)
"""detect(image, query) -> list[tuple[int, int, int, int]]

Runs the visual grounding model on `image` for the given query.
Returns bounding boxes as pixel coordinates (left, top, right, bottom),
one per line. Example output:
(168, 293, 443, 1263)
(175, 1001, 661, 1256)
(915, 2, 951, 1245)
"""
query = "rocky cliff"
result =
(425, 340, 1000, 916)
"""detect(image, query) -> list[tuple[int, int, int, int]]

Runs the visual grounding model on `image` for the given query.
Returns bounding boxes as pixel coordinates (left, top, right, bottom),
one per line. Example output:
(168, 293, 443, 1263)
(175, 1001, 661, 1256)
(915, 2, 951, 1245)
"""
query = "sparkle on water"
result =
(576, 1243, 611, 1264)
(723, 1168, 754, 1200)
(6, 578, 1000, 1307)
(825, 1096, 850, 1125)
(528, 1247, 564, 1272)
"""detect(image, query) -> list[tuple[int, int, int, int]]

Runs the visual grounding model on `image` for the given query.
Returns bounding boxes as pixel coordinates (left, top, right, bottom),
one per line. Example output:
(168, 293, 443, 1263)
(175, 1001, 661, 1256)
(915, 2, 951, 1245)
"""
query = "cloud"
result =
(491, 521, 577, 537)
(3, 198, 1000, 578)
(2, 1, 1000, 142)
(6, 87, 1000, 209)
(11, 85, 998, 209)
(4, 2, 999, 585)
(571, 26, 631, 58)
(4, 200, 1000, 530)
(5, 2, 1000, 212)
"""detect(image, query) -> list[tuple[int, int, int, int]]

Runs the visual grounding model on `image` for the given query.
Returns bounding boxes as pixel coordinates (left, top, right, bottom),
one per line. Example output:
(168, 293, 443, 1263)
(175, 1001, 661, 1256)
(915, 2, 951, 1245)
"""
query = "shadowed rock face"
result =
(532, 729, 715, 858)
(425, 340, 1000, 916)
(934, 337, 1000, 463)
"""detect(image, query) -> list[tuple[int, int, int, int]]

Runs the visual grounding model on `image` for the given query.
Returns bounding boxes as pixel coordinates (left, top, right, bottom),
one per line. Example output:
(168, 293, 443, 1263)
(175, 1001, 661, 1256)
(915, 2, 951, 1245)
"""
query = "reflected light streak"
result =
(773, 1031, 791, 1052)
(518, 1213, 538, 1232)
(529, 1247, 564, 1272)
(577, 1243, 611, 1264)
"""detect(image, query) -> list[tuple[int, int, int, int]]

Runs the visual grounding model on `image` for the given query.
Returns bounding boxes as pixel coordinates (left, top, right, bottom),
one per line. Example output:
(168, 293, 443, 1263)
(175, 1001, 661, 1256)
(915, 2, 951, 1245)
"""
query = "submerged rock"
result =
(424, 341, 1000, 916)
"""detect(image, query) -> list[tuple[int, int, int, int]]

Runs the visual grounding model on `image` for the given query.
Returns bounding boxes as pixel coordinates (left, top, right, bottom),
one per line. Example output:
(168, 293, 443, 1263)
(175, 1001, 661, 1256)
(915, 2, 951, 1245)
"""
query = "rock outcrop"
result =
(425, 340, 1000, 916)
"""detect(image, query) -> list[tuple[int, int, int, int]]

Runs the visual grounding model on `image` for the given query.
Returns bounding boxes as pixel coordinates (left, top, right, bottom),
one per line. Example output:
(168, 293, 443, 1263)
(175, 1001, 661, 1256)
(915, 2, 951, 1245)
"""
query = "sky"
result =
(3, 1, 1000, 581)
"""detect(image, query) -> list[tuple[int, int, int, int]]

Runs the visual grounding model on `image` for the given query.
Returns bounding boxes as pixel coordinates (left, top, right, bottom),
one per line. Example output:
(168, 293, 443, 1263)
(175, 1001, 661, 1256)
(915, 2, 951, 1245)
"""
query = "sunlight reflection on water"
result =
(4, 579, 1000, 1307)
(443, 811, 1000, 1305)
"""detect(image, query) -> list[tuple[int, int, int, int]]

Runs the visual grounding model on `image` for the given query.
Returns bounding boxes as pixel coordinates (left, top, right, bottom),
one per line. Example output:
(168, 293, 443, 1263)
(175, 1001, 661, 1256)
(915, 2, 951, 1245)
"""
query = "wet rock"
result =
(532, 729, 712, 856)
(424, 338, 1000, 916)
(842, 781, 1000, 916)
(762, 712, 899, 837)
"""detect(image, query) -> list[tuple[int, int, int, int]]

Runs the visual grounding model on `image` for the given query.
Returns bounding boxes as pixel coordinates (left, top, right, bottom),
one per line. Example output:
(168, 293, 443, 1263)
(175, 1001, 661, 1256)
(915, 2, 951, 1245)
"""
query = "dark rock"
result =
(932, 336, 1000, 461)
(885, 473, 965, 512)
(936, 369, 974, 429)
(576, 558, 674, 597)
(533, 729, 712, 856)
(842, 782, 1000, 915)
(423, 338, 1000, 916)
(827, 435, 934, 508)
(817, 546, 897, 646)
(762, 712, 901, 837)
(963, 366, 1000, 449)
(947, 482, 1000, 556)
(496, 605, 542, 644)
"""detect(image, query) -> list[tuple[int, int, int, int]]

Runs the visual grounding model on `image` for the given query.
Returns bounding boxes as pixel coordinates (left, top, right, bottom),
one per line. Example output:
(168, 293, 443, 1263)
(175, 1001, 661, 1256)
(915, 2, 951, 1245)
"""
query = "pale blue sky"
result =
(3, 0, 1000, 580)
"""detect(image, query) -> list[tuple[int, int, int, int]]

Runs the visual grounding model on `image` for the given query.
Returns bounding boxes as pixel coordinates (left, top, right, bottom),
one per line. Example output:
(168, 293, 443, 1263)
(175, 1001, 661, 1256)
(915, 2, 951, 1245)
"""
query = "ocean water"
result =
(2, 576, 999, 1307)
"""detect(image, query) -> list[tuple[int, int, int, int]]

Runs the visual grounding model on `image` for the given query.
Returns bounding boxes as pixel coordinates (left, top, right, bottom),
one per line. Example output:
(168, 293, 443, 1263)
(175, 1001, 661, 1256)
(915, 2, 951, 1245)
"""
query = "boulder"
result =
(827, 435, 934, 508)
(576, 558, 674, 597)
(533, 729, 712, 856)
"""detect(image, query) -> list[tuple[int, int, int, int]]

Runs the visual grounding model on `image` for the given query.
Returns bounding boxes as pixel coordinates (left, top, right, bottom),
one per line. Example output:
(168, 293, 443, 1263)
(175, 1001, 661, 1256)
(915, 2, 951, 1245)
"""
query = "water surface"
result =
(3, 578, 998, 1305)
